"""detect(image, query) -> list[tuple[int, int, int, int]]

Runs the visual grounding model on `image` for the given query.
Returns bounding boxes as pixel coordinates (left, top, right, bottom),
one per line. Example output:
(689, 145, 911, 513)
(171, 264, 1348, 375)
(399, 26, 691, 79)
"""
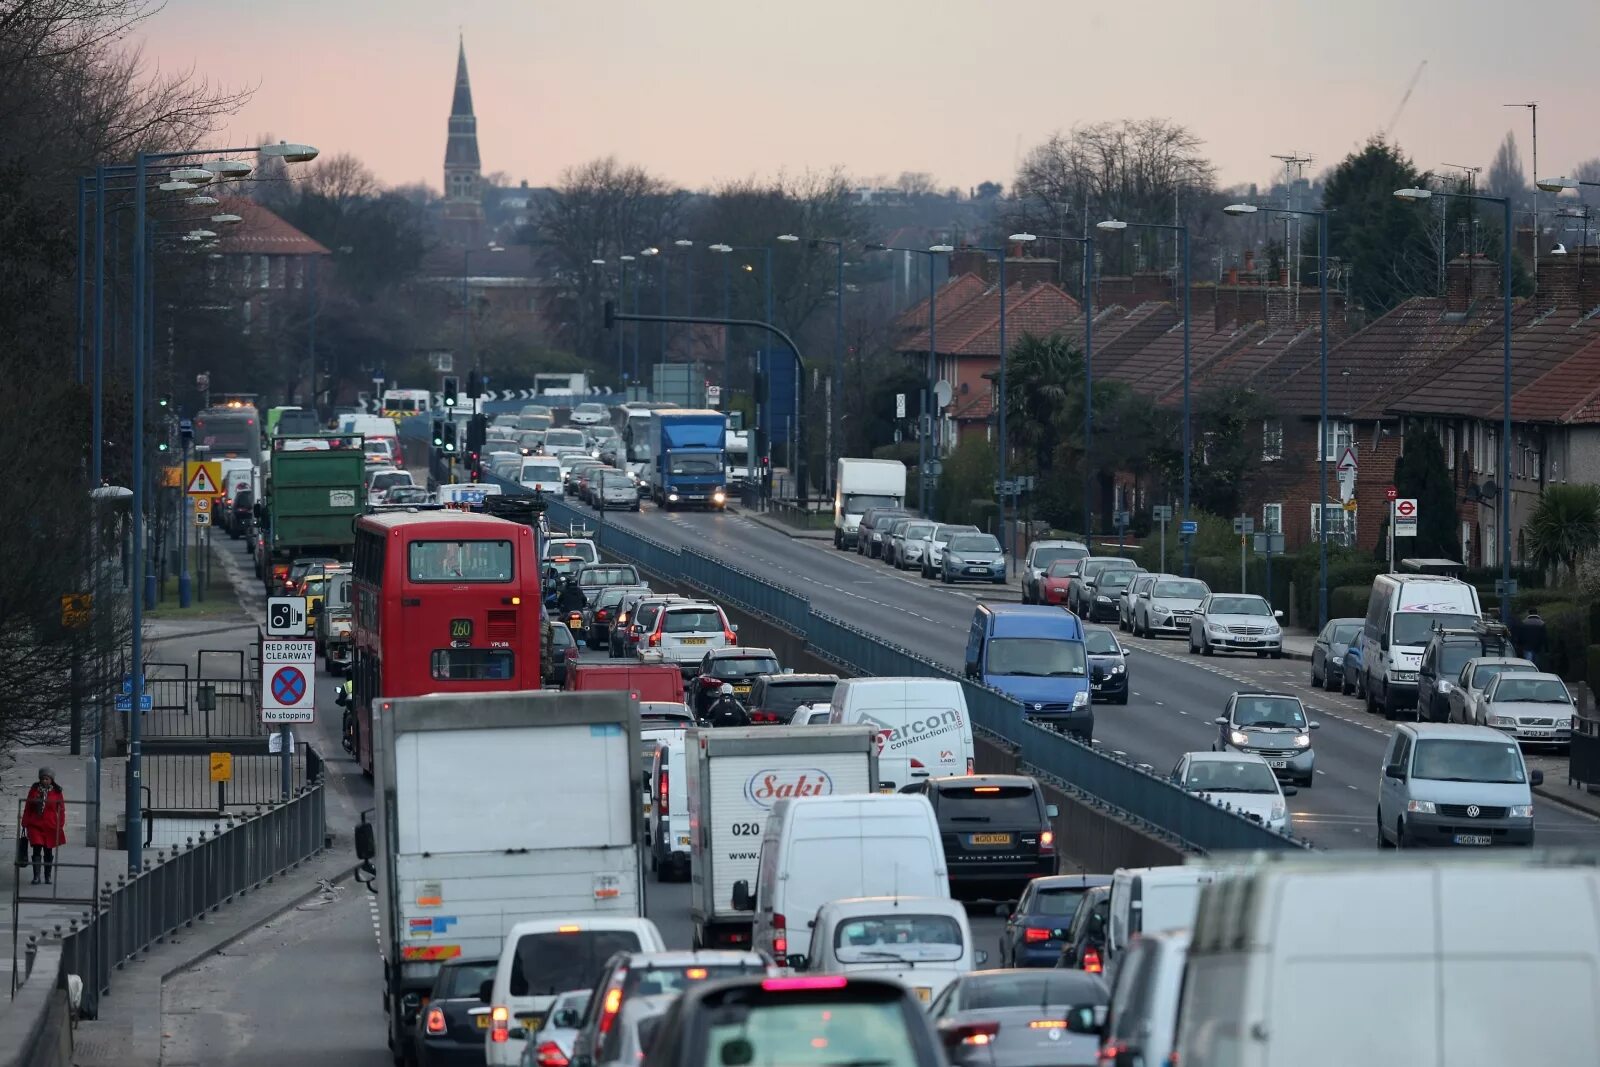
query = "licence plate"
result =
(971, 833, 1012, 845)
(916, 987, 931, 1002)
(477, 1016, 490, 1029)
(678, 834, 691, 846)
(518, 1015, 545, 1031)
(1092, 683, 1103, 691)
(679, 637, 708, 645)
(1237, 637, 1257, 644)
(733, 685, 751, 695)
(1266, 759, 1288, 769)
(966, 567, 988, 575)
(1523, 730, 1552, 738)
(879, 787, 897, 795)
(1454, 834, 1492, 846)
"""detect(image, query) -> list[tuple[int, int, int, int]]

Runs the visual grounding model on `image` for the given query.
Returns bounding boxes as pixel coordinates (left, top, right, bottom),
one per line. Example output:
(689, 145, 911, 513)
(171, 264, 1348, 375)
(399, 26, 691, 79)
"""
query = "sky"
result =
(136, 0, 1600, 195)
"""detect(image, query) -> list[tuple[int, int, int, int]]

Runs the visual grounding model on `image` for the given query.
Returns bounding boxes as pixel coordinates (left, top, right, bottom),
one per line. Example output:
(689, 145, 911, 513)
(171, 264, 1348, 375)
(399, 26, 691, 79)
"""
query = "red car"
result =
(1040, 559, 1078, 605)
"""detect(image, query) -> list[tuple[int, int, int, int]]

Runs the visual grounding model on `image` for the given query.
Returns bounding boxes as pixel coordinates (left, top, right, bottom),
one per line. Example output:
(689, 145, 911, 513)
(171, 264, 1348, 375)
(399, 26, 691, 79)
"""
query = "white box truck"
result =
(834, 458, 908, 550)
(354, 690, 644, 1067)
(685, 724, 878, 949)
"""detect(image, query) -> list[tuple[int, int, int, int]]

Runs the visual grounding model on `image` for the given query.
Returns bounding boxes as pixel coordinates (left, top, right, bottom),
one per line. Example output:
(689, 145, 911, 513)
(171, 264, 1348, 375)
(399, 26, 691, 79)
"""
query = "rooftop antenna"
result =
(1271, 154, 1314, 317)
(1506, 102, 1539, 283)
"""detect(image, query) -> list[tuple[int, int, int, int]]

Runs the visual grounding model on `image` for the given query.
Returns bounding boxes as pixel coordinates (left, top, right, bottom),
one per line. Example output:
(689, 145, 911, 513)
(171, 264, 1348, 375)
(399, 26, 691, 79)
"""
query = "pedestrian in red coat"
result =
(21, 768, 66, 885)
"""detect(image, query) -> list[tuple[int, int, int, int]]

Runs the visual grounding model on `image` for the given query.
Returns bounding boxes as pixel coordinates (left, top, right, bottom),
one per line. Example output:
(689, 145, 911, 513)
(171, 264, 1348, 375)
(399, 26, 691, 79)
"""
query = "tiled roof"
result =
(1185, 324, 1319, 399)
(1514, 334, 1600, 424)
(215, 198, 330, 256)
(951, 283, 1083, 357)
(1109, 322, 1257, 400)
(951, 387, 993, 421)
(895, 273, 988, 348)
(1087, 302, 1181, 372)
(1388, 309, 1599, 420)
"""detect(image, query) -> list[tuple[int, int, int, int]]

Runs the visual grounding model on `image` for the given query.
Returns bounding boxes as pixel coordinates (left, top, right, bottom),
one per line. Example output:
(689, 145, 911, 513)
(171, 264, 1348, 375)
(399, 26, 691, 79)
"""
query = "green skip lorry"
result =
(256, 434, 367, 593)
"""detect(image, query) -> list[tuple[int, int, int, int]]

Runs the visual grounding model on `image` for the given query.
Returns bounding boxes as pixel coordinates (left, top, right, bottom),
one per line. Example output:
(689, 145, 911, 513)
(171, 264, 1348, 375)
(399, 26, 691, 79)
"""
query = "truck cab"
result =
(649, 410, 728, 510)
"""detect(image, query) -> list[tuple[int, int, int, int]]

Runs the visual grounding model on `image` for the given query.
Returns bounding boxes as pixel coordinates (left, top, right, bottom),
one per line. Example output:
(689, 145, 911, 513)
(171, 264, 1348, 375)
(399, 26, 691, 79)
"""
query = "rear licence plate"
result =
(679, 637, 708, 645)
(1455, 834, 1492, 846)
(678, 834, 691, 846)
(1267, 759, 1288, 769)
(518, 1015, 545, 1031)
(916, 987, 931, 1002)
(733, 685, 751, 695)
(477, 1016, 490, 1029)
(971, 833, 1012, 845)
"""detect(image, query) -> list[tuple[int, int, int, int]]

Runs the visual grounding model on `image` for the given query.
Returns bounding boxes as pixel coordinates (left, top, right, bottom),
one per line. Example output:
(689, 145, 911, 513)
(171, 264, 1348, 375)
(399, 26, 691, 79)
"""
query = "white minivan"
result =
(485, 917, 665, 1067)
(827, 678, 974, 791)
(520, 457, 564, 495)
(1176, 856, 1600, 1067)
(739, 794, 947, 965)
(1104, 865, 1219, 985)
(1361, 574, 1482, 718)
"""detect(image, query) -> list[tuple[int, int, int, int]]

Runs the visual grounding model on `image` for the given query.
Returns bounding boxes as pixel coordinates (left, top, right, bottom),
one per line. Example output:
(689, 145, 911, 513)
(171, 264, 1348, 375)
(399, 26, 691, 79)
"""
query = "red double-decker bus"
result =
(350, 510, 542, 775)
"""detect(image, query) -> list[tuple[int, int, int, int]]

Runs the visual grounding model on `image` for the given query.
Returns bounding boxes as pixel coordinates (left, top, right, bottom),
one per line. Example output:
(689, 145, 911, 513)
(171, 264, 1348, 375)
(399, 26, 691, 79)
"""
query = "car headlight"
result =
(1558, 718, 1573, 730)
(1072, 691, 1089, 709)
(1489, 715, 1515, 727)
(1436, 680, 1451, 693)
(1270, 803, 1285, 822)
(1509, 804, 1534, 818)
(1096, 595, 1112, 604)
(1406, 800, 1436, 814)
(1229, 730, 1249, 746)
(667, 493, 680, 502)
(1293, 733, 1311, 748)
(1209, 624, 1228, 635)
(1110, 664, 1125, 675)
(712, 490, 726, 504)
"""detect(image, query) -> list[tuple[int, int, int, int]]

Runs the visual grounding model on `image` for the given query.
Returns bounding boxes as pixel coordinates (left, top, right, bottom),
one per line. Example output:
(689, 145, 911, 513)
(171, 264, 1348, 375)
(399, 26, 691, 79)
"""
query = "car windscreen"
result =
(1436, 642, 1479, 677)
(700, 998, 923, 1067)
(843, 493, 899, 513)
(545, 558, 584, 579)
(1045, 559, 1080, 577)
(948, 535, 1001, 553)
(579, 566, 639, 586)
(1083, 559, 1135, 579)
(1185, 760, 1280, 793)
(1230, 696, 1306, 728)
(1209, 597, 1270, 615)
(547, 622, 574, 649)
(668, 454, 721, 474)
(1028, 885, 1093, 917)
(935, 783, 1041, 823)
(934, 525, 978, 541)
(1471, 662, 1535, 689)
(408, 540, 513, 582)
(834, 912, 963, 963)
(508, 930, 643, 997)
(622, 963, 763, 1001)
(1032, 546, 1088, 569)
(1331, 622, 1363, 645)
(663, 609, 724, 633)
(711, 656, 780, 678)
(1083, 629, 1121, 655)
(386, 486, 430, 503)
(1098, 571, 1137, 591)
(435, 960, 497, 999)
(984, 638, 1087, 677)
(1154, 579, 1208, 599)
(901, 523, 935, 540)
(546, 430, 586, 447)
(761, 682, 838, 713)
(523, 463, 562, 481)
(1411, 739, 1527, 784)
(1492, 677, 1570, 703)
(1393, 612, 1478, 647)
(371, 472, 412, 490)
(958, 971, 1108, 1010)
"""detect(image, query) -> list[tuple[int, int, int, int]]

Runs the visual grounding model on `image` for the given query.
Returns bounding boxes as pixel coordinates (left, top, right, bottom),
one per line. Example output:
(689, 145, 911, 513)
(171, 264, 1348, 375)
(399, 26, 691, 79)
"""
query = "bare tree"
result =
(1486, 130, 1528, 203)
(896, 171, 938, 198)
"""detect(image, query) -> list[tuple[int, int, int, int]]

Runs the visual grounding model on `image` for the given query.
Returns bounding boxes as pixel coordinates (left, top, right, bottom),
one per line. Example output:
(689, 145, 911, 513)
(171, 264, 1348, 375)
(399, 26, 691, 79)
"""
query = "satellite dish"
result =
(933, 380, 954, 410)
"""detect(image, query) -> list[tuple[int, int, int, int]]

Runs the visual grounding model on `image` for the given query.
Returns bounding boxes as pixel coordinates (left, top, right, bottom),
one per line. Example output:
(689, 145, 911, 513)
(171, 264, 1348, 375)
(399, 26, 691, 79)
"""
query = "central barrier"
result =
(528, 490, 1310, 854)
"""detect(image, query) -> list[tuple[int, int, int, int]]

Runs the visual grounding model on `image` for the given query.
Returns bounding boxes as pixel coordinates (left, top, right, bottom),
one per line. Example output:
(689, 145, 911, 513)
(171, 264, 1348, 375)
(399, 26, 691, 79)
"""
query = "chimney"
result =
(950, 249, 993, 283)
(1279, 268, 1290, 287)
(1226, 267, 1239, 285)
(1003, 257, 1059, 291)
(1536, 246, 1600, 310)
(1445, 253, 1500, 314)
(1243, 249, 1256, 274)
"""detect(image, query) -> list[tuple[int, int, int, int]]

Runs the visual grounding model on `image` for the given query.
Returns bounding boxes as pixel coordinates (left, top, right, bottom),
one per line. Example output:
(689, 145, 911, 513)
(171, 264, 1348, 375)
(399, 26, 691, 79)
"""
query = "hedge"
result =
(1331, 585, 1370, 621)
(1540, 601, 1590, 682)
(1588, 645, 1600, 696)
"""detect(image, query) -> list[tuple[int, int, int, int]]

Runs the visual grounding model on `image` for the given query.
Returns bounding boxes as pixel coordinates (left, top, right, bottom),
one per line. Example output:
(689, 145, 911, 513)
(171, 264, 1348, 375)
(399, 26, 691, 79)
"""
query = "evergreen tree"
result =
(1392, 427, 1458, 560)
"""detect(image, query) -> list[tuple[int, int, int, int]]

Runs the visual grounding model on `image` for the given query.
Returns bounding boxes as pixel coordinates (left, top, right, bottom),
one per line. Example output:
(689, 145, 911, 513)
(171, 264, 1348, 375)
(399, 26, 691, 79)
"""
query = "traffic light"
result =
(158, 393, 171, 409)
(466, 413, 487, 455)
(431, 418, 444, 447)
(179, 419, 194, 448)
(442, 376, 458, 408)
(466, 369, 481, 400)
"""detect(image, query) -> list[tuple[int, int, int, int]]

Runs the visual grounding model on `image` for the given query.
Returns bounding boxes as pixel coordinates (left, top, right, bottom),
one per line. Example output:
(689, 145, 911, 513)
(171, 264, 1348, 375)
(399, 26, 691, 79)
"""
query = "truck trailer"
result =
(256, 434, 366, 592)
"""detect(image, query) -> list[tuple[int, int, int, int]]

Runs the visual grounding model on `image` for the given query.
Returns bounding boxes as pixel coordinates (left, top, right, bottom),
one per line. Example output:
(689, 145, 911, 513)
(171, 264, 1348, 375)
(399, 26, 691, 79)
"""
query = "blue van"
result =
(964, 604, 1093, 739)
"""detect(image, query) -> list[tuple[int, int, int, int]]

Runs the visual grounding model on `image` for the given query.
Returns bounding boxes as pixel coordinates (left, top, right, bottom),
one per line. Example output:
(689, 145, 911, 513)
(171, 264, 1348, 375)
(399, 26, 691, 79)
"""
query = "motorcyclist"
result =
(335, 679, 355, 756)
(557, 577, 587, 615)
(705, 683, 751, 728)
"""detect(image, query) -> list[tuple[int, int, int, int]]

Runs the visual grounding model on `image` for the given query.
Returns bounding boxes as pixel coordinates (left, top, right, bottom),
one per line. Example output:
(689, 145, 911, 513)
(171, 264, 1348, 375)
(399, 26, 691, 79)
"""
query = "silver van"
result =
(1377, 722, 1541, 848)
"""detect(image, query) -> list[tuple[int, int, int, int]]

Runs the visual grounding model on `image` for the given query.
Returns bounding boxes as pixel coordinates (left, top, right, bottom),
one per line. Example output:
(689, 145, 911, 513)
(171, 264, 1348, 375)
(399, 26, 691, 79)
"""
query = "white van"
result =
(646, 732, 688, 881)
(740, 794, 947, 964)
(1361, 574, 1482, 718)
(827, 678, 974, 791)
(799, 895, 982, 1005)
(520, 457, 564, 495)
(485, 917, 665, 1067)
(1175, 855, 1600, 1067)
(1105, 866, 1218, 984)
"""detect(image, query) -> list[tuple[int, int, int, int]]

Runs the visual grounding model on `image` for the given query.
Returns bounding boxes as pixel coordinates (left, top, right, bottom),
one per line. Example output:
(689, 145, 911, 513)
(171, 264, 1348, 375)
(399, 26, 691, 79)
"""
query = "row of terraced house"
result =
(893, 242, 1600, 571)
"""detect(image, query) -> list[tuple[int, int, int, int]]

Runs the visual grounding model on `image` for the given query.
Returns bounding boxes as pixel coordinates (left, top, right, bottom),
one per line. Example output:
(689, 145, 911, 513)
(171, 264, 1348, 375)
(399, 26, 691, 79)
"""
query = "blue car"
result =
(965, 604, 1093, 739)
(998, 873, 1113, 967)
(1341, 642, 1364, 697)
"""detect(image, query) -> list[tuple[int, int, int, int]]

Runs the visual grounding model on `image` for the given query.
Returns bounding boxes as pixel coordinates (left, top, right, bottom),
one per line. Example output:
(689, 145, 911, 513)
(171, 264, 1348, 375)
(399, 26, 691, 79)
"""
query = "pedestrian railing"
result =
(536, 495, 1309, 855)
(143, 744, 311, 815)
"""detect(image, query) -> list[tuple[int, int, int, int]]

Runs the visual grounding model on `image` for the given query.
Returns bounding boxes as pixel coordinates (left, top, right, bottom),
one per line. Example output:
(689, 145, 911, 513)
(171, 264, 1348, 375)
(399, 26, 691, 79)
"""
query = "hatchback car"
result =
(1021, 540, 1091, 604)
(1311, 617, 1364, 692)
(1477, 671, 1575, 747)
(1117, 574, 1155, 631)
(1066, 558, 1140, 619)
(914, 523, 979, 577)
(1129, 574, 1209, 638)
(570, 951, 769, 1067)
(997, 874, 1113, 968)
(585, 586, 646, 650)
(902, 774, 1059, 902)
(521, 989, 591, 1067)
(1084, 568, 1140, 623)
(890, 520, 938, 572)
(1037, 559, 1079, 605)
(940, 533, 1007, 584)
(1212, 691, 1319, 787)
(1169, 750, 1293, 832)
(1054, 884, 1111, 974)
(541, 615, 577, 687)
(746, 673, 839, 725)
(1083, 626, 1130, 704)
(569, 401, 609, 426)
(931, 969, 1109, 1067)
(690, 648, 782, 715)
(416, 956, 500, 1067)
(645, 602, 738, 675)
(593, 470, 640, 512)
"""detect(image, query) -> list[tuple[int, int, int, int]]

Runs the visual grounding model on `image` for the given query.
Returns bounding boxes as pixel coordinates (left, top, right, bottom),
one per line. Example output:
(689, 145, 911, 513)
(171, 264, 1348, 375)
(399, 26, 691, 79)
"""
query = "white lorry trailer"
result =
(685, 724, 878, 949)
(355, 690, 644, 1067)
(834, 457, 908, 550)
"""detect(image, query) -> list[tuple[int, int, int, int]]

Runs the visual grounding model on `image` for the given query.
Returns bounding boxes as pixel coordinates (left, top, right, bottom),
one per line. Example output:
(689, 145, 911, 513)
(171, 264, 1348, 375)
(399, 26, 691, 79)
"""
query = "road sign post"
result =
(1152, 505, 1173, 574)
(1232, 517, 1256, 592)
(263, 637, 315, 799)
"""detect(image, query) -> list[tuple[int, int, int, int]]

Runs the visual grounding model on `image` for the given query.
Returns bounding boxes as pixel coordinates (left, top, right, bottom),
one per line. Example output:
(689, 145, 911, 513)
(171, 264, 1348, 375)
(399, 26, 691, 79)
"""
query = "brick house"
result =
(211, 197, 330, 334)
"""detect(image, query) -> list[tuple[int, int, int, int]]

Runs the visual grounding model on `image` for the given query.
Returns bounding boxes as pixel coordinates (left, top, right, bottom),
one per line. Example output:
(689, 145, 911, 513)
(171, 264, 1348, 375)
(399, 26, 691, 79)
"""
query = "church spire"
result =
(451, 35, 475, 118)
(443, 34, 484, 235)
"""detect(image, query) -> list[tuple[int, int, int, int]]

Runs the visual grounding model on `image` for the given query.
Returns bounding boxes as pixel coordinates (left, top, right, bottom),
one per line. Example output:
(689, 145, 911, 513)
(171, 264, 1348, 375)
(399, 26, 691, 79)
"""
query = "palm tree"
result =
(1526, 484, 1600, 577)
(1002, 332, 1080, 474)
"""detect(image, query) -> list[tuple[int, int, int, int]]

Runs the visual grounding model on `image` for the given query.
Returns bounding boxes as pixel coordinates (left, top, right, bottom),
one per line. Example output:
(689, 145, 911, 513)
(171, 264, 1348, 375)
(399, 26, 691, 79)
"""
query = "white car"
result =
(522, 990, 591, 1067)
(1187, 593, 1283, 657)
(1131, 575, 1210, 637)
(1447, 656, 1539, 725)
(639, 602, 737, 675)
(365, 467, 414, 505)
(794, 895, 984, 1005)
(1169, 751, 1292, 833)
(568, 402, 609, 426)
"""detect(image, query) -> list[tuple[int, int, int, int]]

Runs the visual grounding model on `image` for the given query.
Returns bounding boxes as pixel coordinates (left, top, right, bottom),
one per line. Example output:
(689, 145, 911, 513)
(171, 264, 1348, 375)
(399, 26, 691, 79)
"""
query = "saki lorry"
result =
(684, 724, 878, 949)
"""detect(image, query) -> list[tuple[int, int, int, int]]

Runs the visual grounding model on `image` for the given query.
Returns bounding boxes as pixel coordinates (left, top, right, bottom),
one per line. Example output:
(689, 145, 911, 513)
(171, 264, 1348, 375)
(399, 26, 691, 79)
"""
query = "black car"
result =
(227, 488, 253, 539)
(586, 585, 645, 650)
(1083, 626, 1130, 705)
(690, 648, 782, 716)
(1418, 622, 1510, 722)
(415, 956, 498, 1067)
(998, 873, 1113, 968)
(903, 774, 1059, 903)
(746, 673, 840, 724)
(1085, 568, 1140, 623)
(641, 976, 944, 1067)
(1054, 883, 1111, 975)
(541, 614, 576, 687)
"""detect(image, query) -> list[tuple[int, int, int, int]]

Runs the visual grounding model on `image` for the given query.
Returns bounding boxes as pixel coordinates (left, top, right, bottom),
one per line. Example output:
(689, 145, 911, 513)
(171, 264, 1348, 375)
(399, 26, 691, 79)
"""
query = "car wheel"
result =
(1311, 663, 1322, 687)
(1365, 678, 1377, 714)
(1395, 818, 1408, 849)
(1188, 633, 1197, 653)
(1324, 668, 1339, 692)
(1378, 810, 1394, 848)
(941, 569, 952, 584)
(1270, 650, 1282, 659)
(1202, 636, 1214, 657)
(1381, 686, 1397, 721)
(1340, 671, 1353, 696)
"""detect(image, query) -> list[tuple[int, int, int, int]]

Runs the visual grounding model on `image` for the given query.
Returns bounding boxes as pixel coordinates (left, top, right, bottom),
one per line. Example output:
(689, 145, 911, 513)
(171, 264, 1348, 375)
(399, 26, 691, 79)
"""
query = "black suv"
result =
(747, 673, 839, 724)
(690, 648, 782, 716)
(902, 774, 1059, 902)
(1418, 621, 1512, 722)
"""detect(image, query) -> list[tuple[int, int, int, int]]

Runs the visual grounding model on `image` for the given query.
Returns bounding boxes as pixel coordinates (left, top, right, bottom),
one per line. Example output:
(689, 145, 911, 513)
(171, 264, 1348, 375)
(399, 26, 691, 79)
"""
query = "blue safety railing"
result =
(515, 478, 1307, 853)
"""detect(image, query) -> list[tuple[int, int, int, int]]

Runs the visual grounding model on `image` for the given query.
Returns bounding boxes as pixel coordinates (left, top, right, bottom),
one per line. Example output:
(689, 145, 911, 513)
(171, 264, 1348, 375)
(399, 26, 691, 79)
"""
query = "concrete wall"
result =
(0, 944, 72, 1067)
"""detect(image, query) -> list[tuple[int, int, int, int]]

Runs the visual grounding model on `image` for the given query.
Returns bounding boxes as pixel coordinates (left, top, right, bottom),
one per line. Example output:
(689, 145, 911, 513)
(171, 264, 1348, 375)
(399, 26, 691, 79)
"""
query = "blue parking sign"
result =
(1179, 520, 1199, 535)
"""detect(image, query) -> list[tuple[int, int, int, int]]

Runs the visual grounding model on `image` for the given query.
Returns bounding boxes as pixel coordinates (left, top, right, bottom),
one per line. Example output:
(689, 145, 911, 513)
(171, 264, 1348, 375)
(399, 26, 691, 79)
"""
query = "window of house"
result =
(1263, 503, 1283, 535)
(258, 255, 270, 289)
(1262, 420, 1284, 461)
(1445, 425, 1455, 470)
(1317, 420, 1353, 461)
(1310, 503, 1352, 546)
(1484, 429, 1497, 475)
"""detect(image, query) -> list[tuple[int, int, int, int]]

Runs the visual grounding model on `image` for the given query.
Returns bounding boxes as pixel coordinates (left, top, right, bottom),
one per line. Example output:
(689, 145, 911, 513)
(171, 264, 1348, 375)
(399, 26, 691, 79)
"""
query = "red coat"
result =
(21, 785, 66, 848)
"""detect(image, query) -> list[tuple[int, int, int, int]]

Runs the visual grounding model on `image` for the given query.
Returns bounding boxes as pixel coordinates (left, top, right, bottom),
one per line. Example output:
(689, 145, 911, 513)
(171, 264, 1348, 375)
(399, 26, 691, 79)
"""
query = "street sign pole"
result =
(1388, 499, 1395, 575)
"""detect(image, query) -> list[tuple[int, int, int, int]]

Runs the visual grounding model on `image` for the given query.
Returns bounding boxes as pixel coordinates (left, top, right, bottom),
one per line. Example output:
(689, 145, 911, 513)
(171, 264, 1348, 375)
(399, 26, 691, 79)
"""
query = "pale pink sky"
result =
(138, 0, 1598, 194)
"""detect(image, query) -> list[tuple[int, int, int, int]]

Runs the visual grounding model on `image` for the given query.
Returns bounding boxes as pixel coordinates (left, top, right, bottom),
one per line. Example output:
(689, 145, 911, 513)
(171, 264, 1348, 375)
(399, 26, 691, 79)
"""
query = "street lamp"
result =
(1224, 202, 1333, 628)
(616, 255, 636, 385)
(1030, 235, 1097, 540)
(1537, 176, 1599, 194)
(710, 243, 776, 493)
(864, 241, 955, 519)
(1395, 185, 1515, 620)
(777, 233, 849, 498)
(1098, 217, 1192, 575)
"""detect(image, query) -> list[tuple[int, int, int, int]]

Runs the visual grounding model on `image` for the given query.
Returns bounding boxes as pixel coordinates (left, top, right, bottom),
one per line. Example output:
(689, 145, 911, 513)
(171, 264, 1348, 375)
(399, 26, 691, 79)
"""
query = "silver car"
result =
(521, 989, 591, 1067)
(1188, 594, 1283, 657)
(594, 470, 639, 512)
(1118, 574, 1155, 631)
(918, 523, 980, 578)
(891, 520, 938, 571)
(940, 532, 1007, 584)
(1477, 671, 1574, 747)
(1022, 540, 1090, 603)
(1447, 656, 1538, 725)
(1131, 575, 1210, 638)
(931, 970, 1109, 1067)
(1212, 691, 1318, 787)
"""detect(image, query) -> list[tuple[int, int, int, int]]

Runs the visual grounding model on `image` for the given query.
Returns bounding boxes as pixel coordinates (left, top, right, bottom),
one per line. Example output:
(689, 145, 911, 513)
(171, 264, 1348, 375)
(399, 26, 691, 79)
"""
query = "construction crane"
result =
(1380, 60, 1427, 140)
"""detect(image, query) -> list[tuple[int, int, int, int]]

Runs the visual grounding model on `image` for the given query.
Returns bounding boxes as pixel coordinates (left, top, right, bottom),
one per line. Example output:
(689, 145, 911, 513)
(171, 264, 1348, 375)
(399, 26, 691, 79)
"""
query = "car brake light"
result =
(700, 676, 721, 687)
(491, 1005, 510, 1042)
(723, 625, 737, 646)
(597, 609, 609, 621)
(949, 1022, 1000, 1045)
(773, 913, 787, 956)
(761, 976, 847, 991)
(1024, 927, 1052, 943)
(1083, 945, 1103, 973)
(974, 786, 1000, 793)
(557, 924, 582, 933)
(424, 1007, 447, 1034)
(649, 632, 661, 647)
(598, 984, 624, 1034)
(536, 1042, 570, 1067)
(685, 967, 708, 979)
(1040, 830, 1055, 853)
(659, 769, 669, 810)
